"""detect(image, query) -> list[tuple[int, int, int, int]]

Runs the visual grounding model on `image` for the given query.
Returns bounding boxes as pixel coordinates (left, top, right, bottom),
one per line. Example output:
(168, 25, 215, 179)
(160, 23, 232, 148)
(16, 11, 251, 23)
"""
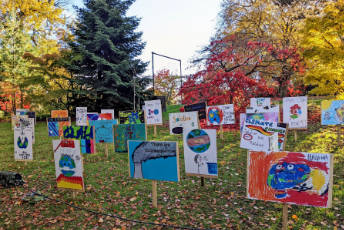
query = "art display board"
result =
(128, 140, 179, 182)
(239, 112, 279, 133)
(89, 120, 117, 143)
(283, 96, 308, 129)
(184, 102, 206, 120)
(47, 117, 71, 137)
(86, 113, 99, 125)
(63, 126, 95, 154)
(101, 109, 115, 119)
(11, 115, 27, 130)
(13, 117, 35, 143)
(114, 124, 146, 152)
(183, 129, 218, 177)
(76, 107, 87, 126)
(16, 109, 36, 124)
(53, 139, 84, 190)
(51, 110, 68, 118)
(119, 110, 145, 124)
(14, 118, 33, 161)
(99, 113, 113, 120)
(241, 118, 287, 151)
(169, 112, 199, 135)
(247, 151, 333, 208)
(250, 98, 271, 109)
(206, 104, 235, 126)
(144, 99, 163, 125)
(321, 100, 344, 125)
(246, 105, 279, 114)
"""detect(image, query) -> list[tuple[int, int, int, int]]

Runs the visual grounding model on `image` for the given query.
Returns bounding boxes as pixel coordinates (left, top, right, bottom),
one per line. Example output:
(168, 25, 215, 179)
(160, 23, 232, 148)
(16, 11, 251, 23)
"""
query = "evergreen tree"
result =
(69, 0, 148, 112)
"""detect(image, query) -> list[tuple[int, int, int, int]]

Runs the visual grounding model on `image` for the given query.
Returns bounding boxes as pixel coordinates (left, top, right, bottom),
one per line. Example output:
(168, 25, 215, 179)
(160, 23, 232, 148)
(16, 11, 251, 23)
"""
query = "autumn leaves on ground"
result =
(1, 104, 344, 229)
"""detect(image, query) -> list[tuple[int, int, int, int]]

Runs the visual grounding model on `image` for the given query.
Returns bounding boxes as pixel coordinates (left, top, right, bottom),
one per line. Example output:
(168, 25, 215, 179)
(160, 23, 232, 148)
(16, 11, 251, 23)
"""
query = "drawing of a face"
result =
(59, 155, 76, 177)
(187, 129, 210, 153)
(267, 162, 310, 198)
(335, 104, 344, 122)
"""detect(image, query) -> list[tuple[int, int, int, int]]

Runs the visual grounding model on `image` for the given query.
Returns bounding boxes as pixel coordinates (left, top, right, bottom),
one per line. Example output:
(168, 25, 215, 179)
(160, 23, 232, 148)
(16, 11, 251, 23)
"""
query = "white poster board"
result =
(240, 118, 287, 151)
(76, 107, 87, 126)
(246, 105, 279, 114)
(101, 109, 115, 119)
(183, 129, 218, 177)
(250, 98, 271, 108)
(14, 127, 33, 161)
(169, 112, 199, 135)
(53, 139, 84, 190)
(283, 96, 307, 129)
(13, 117, 35, 143)
(206, 104, 235, 125)
(144, 99, 163, 125)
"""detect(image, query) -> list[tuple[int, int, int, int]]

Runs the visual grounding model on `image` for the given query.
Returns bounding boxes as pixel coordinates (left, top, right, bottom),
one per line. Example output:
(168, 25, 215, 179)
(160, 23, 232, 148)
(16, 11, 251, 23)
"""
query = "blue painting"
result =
(48, 122, 59, 136)
(321, 100, 344, 125)
(114, 124, 146, 152)
(63, 126, 95, 154)
(89, 120, 117, 143)
(128, 141, 179, 182)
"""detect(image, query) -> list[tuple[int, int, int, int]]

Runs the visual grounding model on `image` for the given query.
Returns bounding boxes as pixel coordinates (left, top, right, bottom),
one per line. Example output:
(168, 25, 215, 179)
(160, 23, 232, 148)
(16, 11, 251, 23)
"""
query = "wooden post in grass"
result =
(72, 191, 76, 199)
(220, 124, 224, 140)
(201, 177, 205, 187)
(294, 130, 297, 142)
(152, 180, 157, 208)
(105, 143, 109, 158)
(337, 125, 341, 146)
(282, 203, 288, 230)
(154, 125, 157, 137)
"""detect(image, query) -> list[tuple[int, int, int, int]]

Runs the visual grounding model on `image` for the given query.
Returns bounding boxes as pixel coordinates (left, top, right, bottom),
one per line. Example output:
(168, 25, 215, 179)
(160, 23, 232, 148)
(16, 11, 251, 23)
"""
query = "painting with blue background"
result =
(128, 141, 179, 182)
(321, 100, 344, 125)
(89, 120, 117, 143)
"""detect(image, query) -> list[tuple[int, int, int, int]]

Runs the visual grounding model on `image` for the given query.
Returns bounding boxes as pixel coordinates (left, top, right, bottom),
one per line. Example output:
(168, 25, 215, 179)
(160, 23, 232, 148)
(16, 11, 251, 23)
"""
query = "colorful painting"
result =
(99, 113, 113, 120)
(184, 102, 206, 120)
(183, 129, 217, 177)
(114, 124, 146, 152)
(247, 151, 333, 208)
(250, 98, 271, 108)
(241, 118, 287, 151)
(169, 112, 199, 135)
(101, 109, 115, 119)
(76, 107, 87, 126)
(240, 112, 279, 133)
(119, 110, 144, 124)
(128, 141, 179, 182)
(47, 117, 71, 137)
(13, 117, 35, 143)
(87, 113, 99, 121)
(11, 115, 28, 130)
(283, 96, 307, 129)
(89, 120, 117, 143)
(63, 126, 95, 154)
(14, 127, 33, 161)
(51, 110, 68, 118)
(206, 104, 235, 125)
(15, 109, 28, 115)
(144, 99, 163, 125)
(53, 139, 84, 190)
(246, 105, 279, 114)
(321, 100, 344, 125)
(48, 121, 59, 136)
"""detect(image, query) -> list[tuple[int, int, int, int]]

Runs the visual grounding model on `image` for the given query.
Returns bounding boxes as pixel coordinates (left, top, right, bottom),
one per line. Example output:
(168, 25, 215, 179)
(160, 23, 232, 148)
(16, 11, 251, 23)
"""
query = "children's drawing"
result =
(184, 102, 206, 120)
(101, 109, 115, 119)
(283, 96, 307, 129)
(14, 126, 33, 161)
(119, 110, 144, 124)
(183, 129, 218, 177)
(89, 120, 117, 143)
(247, 151, 333, 208)
(144, 99, 163, 125)
(114, 124, 146, 152)
(206, 104, 235, 125)
(239, 112, 279, 133)
(321, 100, 344, 125)
(240, 118, 286, 151)
(48, 122, 59, 136)
(128, 141, 179, 182)
(250, 98, 271, 108)
(63, 126, 95, 154)
(76, 107, 87, 126)
(51, 110, 68, 118)
(53, 139, 84, 190)
(99, 113, 112, 120)
(246, 105, 279, 114)
(169, 112, 199, 135)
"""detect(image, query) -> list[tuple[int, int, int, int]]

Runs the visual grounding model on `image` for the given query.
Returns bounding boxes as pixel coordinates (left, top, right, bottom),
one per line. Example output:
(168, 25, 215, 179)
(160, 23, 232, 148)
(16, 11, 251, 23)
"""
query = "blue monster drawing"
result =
(267, 162, 311, 198)
(59, 155, 76, 177)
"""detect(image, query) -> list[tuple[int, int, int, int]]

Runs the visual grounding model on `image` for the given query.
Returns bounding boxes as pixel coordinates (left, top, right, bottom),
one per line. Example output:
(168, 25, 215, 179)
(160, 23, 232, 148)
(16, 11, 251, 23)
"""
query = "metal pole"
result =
(152, 52, 155, 95)
(179, 60, 182, 103)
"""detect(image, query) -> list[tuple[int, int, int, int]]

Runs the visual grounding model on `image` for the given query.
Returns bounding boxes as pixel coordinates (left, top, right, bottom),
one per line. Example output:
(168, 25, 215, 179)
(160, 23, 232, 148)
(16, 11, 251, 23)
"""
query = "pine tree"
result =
(69, 0, 148, 112)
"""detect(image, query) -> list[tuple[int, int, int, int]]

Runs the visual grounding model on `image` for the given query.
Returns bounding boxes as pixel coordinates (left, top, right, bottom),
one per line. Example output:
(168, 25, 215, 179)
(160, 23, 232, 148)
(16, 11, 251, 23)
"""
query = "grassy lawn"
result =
(0, 107, 343, 229)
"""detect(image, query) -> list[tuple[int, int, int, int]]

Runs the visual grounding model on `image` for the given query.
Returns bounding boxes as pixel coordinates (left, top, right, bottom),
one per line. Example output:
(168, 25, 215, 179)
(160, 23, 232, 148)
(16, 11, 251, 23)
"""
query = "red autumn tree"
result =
(180, 35, 304, 117)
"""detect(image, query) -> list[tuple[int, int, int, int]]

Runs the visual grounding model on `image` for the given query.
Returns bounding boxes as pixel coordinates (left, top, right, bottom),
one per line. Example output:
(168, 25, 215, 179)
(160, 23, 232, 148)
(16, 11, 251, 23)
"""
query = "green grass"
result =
(0, 115, 343, 229)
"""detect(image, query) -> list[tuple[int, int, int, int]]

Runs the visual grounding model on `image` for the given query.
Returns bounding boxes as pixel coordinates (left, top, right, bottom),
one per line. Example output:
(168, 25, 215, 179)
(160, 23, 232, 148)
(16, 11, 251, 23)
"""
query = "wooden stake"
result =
(154, 125, 157, 137)
(282, 203, 288, 230)
(294, 130, 297, 142)
(105, 143, 109, 158)
(220, 124, 224, 140)
(72, 191, 76, 199)
(152, 180, 157, 208)
(201, 177, 205, 187)
(337, 126, 341, 146)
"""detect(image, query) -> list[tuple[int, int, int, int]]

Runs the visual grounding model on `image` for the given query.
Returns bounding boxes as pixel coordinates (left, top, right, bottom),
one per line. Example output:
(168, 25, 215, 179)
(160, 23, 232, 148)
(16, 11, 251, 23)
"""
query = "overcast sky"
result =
(65, 0, 222, 76)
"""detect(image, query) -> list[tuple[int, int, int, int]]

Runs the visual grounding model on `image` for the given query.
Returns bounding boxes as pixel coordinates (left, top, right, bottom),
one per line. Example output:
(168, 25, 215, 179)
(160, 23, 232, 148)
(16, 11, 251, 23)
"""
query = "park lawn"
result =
(0, 116, 343, 229)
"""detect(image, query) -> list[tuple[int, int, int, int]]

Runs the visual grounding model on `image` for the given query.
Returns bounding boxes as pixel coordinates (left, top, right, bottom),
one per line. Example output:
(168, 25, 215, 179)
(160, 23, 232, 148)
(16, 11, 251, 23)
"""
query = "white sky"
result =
(64, 0, 222, 76)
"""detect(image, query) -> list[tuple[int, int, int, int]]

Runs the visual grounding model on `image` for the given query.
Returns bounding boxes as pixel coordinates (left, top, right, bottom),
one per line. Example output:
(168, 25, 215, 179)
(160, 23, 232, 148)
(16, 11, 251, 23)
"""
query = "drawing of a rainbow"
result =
(246, 125, 273, 136)
(56, 174, 83, 190)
